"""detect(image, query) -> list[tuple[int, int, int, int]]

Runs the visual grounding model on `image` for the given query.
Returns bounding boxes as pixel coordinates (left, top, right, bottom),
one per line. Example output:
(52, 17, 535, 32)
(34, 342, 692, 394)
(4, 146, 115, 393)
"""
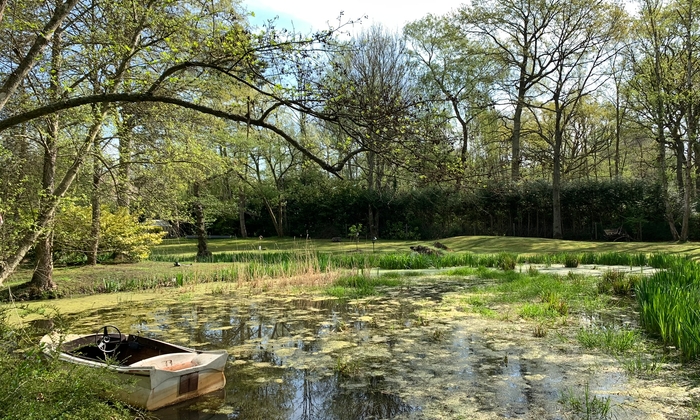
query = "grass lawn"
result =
(153, 235, 700, 257)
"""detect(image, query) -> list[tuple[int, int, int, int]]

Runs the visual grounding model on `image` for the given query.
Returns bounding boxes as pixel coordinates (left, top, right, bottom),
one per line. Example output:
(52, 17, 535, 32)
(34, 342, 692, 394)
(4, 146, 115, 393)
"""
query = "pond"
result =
(56, 276, 695, 419)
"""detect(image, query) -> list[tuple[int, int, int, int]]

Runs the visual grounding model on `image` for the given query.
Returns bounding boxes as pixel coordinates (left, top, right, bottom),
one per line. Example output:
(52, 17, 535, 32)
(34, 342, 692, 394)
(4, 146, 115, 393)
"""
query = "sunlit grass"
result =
(520, 303, 559, 319)
(153, 236, 700, 260)
(326, 273, 404, 299)
(577, 326, 641, 354)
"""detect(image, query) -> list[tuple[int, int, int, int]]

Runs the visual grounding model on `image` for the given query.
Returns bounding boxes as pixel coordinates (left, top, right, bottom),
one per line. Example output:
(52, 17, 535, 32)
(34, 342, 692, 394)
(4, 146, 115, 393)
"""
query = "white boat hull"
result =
(41, 332, 228, 410)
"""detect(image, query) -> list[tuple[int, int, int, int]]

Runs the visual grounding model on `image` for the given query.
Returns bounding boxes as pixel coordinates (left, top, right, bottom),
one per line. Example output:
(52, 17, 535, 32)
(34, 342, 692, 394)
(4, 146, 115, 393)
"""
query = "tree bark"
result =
(511, 91, 525, 181)
(31, 125, 59, 291)
(87, 139, 101, 265)
(0, 0, 8, 26)
(193, 182, 211, 260)
(552, 131, 563, 240)
(28, 16, 64, 292)
(238, 187, 248, 238)
(116, 120, 132, 208)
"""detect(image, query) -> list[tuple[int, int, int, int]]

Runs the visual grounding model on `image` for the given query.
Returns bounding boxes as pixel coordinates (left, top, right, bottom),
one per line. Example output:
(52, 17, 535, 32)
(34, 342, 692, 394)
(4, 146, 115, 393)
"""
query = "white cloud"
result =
(243, 0, 463, 33)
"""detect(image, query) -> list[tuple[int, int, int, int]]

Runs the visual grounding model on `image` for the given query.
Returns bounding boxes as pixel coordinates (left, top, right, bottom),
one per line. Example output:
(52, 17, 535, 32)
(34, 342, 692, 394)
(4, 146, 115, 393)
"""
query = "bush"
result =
(54, 202, 165, 263)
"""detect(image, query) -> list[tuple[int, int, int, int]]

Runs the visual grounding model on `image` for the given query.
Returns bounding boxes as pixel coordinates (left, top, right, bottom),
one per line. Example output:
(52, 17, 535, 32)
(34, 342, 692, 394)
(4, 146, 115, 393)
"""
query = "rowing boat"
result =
(41, 325, 228, 410)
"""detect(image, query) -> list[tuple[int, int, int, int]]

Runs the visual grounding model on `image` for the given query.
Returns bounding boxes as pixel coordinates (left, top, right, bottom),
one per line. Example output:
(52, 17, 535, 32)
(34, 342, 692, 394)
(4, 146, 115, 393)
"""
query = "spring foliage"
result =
(54, 203, 164, 263)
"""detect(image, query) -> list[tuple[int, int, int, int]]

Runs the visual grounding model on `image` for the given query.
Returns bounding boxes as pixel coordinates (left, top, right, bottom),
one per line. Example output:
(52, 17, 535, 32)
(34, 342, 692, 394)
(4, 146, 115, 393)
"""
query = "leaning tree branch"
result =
(0, 0, 80, 112)
(0, 92, 346, 176)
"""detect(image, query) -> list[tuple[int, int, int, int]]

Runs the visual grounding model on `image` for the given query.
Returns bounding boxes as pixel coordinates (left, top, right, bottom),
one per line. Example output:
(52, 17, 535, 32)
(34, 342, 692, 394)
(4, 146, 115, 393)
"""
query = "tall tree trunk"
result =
(31, 125, 59, 291)
(646, 0, 679, 241)
(660, 140, 680, 240)
(511, 71, 528, 181)
(87, 136, 101, 265)
(614, 96, 622, 177)
(29, 18, 64, 292)
(676, 139, 685, 191)
(681, 154, 691, 241)
(193, 182, 211, 260)
(262, 196, 284, 237)
(366, 149, 379, 238)
(116, 122, 132, 208)
(681, 4, 696, 242)
(238, 187, 248, 238)
(552, 135, 563, 240)
(694, 142, 700, 194)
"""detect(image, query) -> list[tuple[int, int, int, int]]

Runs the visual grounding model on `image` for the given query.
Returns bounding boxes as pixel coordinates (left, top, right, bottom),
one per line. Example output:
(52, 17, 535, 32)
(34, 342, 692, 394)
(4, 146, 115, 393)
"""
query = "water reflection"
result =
(62, 281, 640, 419)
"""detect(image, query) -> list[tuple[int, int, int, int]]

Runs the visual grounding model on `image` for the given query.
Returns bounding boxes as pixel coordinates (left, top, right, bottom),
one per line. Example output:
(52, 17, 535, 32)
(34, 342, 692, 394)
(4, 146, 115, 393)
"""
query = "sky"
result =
(241, 0, 464, 34)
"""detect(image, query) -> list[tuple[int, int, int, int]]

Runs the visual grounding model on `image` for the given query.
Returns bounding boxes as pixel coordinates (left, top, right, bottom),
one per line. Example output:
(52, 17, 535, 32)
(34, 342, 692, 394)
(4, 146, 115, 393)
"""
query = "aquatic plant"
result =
(619, 353, 663, 377)
(334, 356, 361, 377)
(326, 273, 403, 299)
(533, 323, 548, 337)
(597, 271, 641, 296)
(496, 253, 517, 271)
(564, 253, 580, 268)
(541, 291, 568, 315)
(576, 326, 640, 355)
(560, 383, 613, 419)
(636, 258, 700, 359)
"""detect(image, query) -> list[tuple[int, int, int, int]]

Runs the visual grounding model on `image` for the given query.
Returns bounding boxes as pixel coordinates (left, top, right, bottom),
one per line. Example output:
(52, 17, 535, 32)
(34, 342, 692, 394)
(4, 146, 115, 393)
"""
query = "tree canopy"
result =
(2, 0, 700, 291)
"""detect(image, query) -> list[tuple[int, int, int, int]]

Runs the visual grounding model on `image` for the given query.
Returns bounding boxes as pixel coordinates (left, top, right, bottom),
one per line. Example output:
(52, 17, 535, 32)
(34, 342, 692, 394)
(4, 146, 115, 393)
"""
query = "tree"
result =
(404, 14, 504, 186)
(628, 0, 688, 240)
(459, 0, 560, 181)
(321, 25, 420, 238)
(525, 0, 625, 238)
(0, 0, 367, 286)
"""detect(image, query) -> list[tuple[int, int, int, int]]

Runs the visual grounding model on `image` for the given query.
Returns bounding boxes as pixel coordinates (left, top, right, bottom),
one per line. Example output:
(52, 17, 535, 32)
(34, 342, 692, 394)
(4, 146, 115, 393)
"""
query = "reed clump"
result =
(637, 257, 700, 360)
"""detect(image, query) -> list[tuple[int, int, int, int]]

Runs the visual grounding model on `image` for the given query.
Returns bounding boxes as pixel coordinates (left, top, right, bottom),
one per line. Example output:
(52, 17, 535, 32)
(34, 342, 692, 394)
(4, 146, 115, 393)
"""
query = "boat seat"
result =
(130, 352, 198, 371)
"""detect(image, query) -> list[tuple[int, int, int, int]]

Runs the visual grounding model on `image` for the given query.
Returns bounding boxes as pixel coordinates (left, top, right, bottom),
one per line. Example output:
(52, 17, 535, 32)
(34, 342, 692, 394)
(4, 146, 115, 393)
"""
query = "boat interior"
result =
(64, 333, 191, 366)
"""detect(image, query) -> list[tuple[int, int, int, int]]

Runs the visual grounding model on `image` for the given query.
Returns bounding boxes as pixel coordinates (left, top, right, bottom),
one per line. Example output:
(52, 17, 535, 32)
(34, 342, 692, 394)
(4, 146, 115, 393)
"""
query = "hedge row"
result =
(210, 178, 690, 241)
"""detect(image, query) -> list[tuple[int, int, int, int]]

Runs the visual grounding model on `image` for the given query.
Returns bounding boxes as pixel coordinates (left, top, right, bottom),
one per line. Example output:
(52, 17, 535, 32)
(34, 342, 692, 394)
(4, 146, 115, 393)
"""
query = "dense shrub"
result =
(54, 202, 165, 264)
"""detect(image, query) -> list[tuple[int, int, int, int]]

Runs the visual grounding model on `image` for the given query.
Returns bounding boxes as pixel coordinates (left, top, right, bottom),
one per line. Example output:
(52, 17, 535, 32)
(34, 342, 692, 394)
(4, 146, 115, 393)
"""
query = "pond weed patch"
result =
(14, 254, 700, 419)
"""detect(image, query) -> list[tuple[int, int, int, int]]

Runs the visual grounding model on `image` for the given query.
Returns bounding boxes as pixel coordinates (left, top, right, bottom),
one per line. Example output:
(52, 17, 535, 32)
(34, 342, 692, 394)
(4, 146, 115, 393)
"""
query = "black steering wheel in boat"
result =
(96, 325, 123, 354)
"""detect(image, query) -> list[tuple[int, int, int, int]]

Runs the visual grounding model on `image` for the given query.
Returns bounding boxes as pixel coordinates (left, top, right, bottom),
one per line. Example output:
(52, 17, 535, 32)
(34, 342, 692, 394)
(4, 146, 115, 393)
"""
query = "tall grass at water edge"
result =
(151, 249, 684, 270)
(519, 251, 682, 268)
(637, 256, 700, 360)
